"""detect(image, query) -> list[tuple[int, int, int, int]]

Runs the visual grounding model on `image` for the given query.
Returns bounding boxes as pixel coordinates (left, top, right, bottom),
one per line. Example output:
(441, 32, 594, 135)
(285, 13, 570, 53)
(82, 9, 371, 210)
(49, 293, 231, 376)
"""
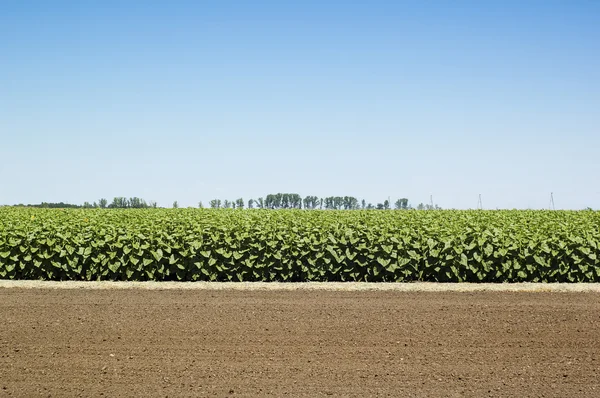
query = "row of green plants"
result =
(0, 208, 598, 282)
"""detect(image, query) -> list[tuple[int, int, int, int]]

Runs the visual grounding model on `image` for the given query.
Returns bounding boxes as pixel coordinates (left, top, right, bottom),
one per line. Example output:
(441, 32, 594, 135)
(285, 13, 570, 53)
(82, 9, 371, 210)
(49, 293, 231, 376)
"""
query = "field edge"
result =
(1, 280, 600, 292)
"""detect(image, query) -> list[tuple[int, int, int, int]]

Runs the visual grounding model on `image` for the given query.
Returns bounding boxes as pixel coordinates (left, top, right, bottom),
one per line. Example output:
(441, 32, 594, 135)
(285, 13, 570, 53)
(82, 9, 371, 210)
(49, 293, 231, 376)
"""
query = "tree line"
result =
(15, 197, 157, 209)
(12, 193, 442, 210)
(205, 193, 440, 210)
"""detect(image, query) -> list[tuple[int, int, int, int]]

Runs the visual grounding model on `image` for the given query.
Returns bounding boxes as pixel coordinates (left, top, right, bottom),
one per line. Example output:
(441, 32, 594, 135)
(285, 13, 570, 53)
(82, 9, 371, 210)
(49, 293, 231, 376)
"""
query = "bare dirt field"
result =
(1, 286, 599, 397)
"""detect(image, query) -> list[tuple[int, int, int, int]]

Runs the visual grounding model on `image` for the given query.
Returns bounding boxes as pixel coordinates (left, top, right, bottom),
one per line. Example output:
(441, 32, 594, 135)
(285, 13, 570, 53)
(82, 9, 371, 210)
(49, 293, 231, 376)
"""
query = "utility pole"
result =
(430, 195, 434, 209)
(549, 192, 555, 210)
(477, 194, 483, 210)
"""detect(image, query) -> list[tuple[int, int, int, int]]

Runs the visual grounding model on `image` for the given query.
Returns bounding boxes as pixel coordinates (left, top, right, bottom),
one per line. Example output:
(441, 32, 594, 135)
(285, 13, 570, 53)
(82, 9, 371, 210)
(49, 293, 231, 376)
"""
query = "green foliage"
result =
(0, 208, 599, 282)
(265, 193, 302, 209)
(394, 198, 409, 210)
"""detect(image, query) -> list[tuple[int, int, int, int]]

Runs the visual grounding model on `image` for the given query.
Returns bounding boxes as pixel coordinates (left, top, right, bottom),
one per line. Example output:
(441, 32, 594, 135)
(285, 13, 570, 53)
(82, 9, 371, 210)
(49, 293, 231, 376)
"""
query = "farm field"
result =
(1, 287, 599, 397)
(1, 208, 599, 282)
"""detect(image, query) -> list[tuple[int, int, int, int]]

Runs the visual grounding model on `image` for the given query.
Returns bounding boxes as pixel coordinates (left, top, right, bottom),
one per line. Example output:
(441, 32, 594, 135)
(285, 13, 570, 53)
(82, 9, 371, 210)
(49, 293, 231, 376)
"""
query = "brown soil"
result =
(1, 289, 599, 397)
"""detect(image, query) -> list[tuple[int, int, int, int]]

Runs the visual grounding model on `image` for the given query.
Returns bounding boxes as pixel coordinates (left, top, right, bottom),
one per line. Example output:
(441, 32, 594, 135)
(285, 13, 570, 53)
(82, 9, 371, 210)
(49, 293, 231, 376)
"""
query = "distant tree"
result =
(109, 197, 129, 208)
(172, 201, 179, 209)
(149, 201, 157, 208)
(83, 201, 92, 208)
(310, 195, 323, 210)
(129, 197, 147, 208)
(303, 196, 319, 210)
(248, 199, 254, 209)
(290, 194, 302, 209)
(367, 203, 375, 210)
(265, 194, 274, 209)
(93, 201, 98, 208)
(343, 196, 359, 210)
(209, 199, 221, 209)
(394, 198, 409, 210)
(272, 194, 281, 209)
(333, 196, 344, 210)
(257, 197, 264, 209)
(98, 198, 108, 209)
(417, 203, 425, 210)
(361, 199, 366, 209)
(263, 193, 303, 209)
(323, 196, 345, 210)
(401, 198, 409, 209)
(198, 201, 204, 208)
(281, 194, 290, 209)
(376, 203, 384, 210)
(312, 196, 320, 209)
(235, 198, 244, 209)
(383, 200, 390, 210)
(223, 200, 231, 209)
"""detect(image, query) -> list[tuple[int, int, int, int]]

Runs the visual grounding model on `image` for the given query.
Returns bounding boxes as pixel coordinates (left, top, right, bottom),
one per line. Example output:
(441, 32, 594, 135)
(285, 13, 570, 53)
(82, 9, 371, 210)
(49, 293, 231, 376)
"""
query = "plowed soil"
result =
(1, 289, 599, 397)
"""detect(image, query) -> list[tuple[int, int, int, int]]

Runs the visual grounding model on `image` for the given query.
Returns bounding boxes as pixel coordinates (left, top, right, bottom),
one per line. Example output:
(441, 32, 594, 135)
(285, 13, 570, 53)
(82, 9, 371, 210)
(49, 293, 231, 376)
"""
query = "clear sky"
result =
(1, 0, 599, 209)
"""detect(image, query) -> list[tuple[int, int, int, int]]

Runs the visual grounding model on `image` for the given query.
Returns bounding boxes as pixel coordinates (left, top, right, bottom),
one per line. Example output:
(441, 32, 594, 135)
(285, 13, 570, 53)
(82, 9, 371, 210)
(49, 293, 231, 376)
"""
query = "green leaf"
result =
(377, 258, 391, 267)
(108, 261, 120, 273)
(151, 249, 163, 262)
(200, 250, 211, 259)
(143, 258, 153, 266)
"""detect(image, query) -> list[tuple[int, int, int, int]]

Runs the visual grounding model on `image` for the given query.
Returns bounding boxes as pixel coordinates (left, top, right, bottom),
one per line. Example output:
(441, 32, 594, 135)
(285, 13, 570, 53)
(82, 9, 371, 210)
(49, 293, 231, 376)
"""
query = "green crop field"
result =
(0, 207, 599, 282)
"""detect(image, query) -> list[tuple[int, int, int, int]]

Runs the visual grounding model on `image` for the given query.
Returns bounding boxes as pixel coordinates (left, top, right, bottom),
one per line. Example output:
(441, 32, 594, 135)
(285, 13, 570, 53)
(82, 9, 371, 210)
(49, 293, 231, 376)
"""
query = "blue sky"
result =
(1, 0, 599, 209)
